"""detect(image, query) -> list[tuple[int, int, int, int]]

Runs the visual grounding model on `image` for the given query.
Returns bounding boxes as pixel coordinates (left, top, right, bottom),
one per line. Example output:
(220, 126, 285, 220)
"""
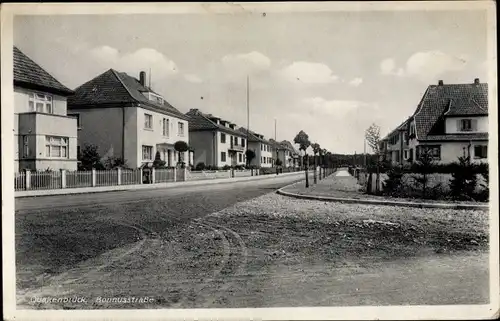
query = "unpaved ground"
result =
(16, 190, 489, 309)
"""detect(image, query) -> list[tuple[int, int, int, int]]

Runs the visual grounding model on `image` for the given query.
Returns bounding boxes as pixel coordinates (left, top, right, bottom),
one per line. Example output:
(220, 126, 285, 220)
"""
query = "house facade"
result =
(186, 109, 247, 168)
(13, 47, 78, 172)
(270, 139, 298, 168)
(381, 79, 489, 165)
(68, 70, 190, 168)
(238, 128, 274, 168)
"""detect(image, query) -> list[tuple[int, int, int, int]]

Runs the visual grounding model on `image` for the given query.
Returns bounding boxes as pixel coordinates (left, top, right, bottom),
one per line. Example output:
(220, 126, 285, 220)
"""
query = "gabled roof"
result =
(413, 81, 488, 140)
(185, 109, 246, 137)
(68, 69, 188, 120)
(13, 46, 73, 96)
(237, 127, 271, 144)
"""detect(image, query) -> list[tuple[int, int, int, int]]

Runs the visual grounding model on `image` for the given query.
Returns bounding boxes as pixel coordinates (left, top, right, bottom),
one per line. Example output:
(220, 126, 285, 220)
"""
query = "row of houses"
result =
(380, 79, 489, 165)
(13, 46, 300, 172)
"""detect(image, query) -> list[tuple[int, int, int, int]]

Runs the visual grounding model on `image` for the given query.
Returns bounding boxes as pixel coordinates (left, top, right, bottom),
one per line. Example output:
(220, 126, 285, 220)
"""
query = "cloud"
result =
(405, 51, 468, 81)
(302, 97, 378, 116)
(348, 77, 363, 87)
(89, 46, 178, 79)
(221, 51, 271, 78)
(381, 51, 468, 82)
(184, 74, 203, 83)
(280, 61, 339, 84)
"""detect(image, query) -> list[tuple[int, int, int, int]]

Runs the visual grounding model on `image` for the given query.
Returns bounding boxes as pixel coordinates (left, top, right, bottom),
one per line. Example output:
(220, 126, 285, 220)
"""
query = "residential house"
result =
(13, 46, 78, 172)
(238, 128, 274, 168)
(186, 109, 247, 168)
(68, 70, 190, 168)
(381, 79, 488, 165)
(270, 139, 299, 168)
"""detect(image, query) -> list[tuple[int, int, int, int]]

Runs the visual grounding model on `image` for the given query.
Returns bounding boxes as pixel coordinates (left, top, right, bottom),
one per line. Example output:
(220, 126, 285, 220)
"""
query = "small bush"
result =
(222, 165, 231, 170)
(383, 166, 405, 197)
(449, 156, 478, 201)
(195, 162, 206, 171)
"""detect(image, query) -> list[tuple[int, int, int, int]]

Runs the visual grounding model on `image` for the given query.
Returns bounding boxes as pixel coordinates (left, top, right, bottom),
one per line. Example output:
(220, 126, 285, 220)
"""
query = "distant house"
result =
(270, 139, 299, 168)
(186, 109, 247, 168)
(13, 46, 77, 172)
(381, 79, 488, 165)
(237, 128, 274, 168)
(68, 70, 190, 168)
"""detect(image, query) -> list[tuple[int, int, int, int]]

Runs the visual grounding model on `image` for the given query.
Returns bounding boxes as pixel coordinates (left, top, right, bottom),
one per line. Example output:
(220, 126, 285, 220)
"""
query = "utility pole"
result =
(364, 137, 367, 168)
(246, 75, 250, 167)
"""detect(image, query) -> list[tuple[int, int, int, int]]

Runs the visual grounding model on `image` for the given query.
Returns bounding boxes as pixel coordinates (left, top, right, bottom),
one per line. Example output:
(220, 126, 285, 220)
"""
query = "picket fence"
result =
(13, 168, 272, 191)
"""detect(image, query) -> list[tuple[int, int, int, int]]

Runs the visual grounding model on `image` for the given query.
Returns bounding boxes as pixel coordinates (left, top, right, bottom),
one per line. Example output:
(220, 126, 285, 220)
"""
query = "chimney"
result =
(139, 71, 146, 86)
(474, 78, 480, 84)
(438, 80, 444, 86)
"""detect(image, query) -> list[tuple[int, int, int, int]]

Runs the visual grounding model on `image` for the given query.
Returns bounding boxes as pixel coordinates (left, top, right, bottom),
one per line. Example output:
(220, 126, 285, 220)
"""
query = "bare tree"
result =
(365, 123, 382, 194)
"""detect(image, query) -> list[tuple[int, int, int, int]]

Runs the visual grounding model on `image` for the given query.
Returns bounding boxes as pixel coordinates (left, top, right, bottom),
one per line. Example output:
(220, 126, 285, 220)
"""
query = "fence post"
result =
(183, 167, 187, 181)
(61, 170, 66, 188)
(92, 169, 96, 187)
(140, 168, 143, 184)
(117, 168, 121, 185)
(173, 167, 177, 182)
(228, 169, 231, 178)
(25, 170, 31, 190)
(152, 167, 156, 184)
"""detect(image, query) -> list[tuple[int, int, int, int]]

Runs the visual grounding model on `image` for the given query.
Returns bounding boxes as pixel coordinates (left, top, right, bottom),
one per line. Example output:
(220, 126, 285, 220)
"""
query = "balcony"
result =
(229, 141, 245, 152)
(17, 112, 77, 137)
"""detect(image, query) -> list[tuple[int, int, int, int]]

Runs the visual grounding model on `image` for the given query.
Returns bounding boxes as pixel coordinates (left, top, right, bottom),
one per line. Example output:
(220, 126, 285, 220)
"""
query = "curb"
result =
(276, 183, 489, 211)
(14, 171, 305, 198)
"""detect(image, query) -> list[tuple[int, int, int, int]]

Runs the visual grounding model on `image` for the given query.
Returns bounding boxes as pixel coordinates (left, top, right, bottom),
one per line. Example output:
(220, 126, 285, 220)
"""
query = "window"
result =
(221, 133, 226, 143)
(178, 122, 184, 136)
(142, 145, 153, 160)
(260, 145, 263, 151)
(22, 135, 29, 157)
(417, 145, 441, 160)
(241, 139, 245, 147)
(221, 152, 226, 162)
(29, 93, 53, 113)
(474, 145, 487, 159)
(234, 137, 238, 145)
(460, 119, 472, 131)
(403, 149, 409, 160)
(144, 114, 153, 129)
(239, 153, 242, 162)
(68, 113, 81, 128)
(162, 118, 169, 136)
(45, 136, 68, 158)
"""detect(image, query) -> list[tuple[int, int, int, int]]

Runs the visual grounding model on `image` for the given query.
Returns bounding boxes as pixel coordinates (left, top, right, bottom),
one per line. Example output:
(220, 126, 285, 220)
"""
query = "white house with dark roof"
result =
(237, 128, 274, 168)
(13, 46, 78, 172)
(185, 109, 247, 168)
(381, 78, 489, 165)
(270, 139, 299, 168)
(68, 70, 190, 168)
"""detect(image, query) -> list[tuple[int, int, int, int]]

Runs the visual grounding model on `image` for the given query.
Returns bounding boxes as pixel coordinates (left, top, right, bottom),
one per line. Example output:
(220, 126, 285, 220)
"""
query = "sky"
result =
(13, 9, 490, 154)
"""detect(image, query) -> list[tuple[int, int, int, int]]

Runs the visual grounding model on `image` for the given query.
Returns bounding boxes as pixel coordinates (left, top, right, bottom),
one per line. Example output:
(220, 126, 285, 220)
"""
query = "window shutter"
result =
(472, 119, 478, 131)
(457, 119, 462, 131)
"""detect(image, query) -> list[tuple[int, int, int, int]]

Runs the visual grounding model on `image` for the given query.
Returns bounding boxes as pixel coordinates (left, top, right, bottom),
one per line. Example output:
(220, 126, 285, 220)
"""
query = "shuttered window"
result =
(474, 145, 487, 159)
(458, 119, 478, 132)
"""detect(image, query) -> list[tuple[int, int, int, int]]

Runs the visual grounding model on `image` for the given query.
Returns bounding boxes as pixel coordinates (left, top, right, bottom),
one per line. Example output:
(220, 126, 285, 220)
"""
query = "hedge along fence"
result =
(365, 172, 488, 201)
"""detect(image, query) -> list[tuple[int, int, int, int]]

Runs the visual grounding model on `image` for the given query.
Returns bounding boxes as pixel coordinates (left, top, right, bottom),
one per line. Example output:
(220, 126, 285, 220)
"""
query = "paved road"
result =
(16, 173, 311, 212)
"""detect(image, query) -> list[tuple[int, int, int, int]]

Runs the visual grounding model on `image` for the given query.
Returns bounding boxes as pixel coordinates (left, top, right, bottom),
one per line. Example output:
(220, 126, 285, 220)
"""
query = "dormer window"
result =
(143, 91, 164, 105)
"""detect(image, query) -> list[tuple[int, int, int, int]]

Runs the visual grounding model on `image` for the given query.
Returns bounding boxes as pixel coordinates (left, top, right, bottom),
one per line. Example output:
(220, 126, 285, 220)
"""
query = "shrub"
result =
(222, 165, 231, 170)
(78, 144, 105, 170)
(449, 156, 478, 201)
(234, 164, 245, 170)
(475, 170, 489, 202)
(383, 166, 405, 197)
(152, 151, 166, 168)
(195, 162, 206, 171)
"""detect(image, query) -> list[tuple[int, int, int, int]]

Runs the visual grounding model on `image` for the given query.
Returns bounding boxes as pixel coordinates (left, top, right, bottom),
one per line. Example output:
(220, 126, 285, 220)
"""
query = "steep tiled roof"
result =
(185, 109, 246, 136)
(237, 127, 271, 144)
(13, 46, 73, 95)
(413, 82, 488, 140)
(68, 69, 188, 120)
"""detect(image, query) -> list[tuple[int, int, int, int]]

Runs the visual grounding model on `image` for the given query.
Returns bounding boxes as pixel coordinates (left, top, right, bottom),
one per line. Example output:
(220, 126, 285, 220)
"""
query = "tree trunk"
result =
(313, 154, 317, 184)
(305, 153, 309, 188)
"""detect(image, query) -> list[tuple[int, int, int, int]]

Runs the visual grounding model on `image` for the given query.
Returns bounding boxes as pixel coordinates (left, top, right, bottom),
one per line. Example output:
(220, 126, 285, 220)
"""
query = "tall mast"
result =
(246, 75, 250, 152)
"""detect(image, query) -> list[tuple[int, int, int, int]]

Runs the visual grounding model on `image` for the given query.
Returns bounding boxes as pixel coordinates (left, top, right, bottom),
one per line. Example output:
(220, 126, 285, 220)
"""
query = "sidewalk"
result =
(279, 169, 489, 210)
(15, 170, 305, 198)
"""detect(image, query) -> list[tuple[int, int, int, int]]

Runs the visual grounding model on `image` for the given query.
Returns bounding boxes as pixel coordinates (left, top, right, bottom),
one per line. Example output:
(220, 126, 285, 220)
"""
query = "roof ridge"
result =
(110, 69, 139, 103)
